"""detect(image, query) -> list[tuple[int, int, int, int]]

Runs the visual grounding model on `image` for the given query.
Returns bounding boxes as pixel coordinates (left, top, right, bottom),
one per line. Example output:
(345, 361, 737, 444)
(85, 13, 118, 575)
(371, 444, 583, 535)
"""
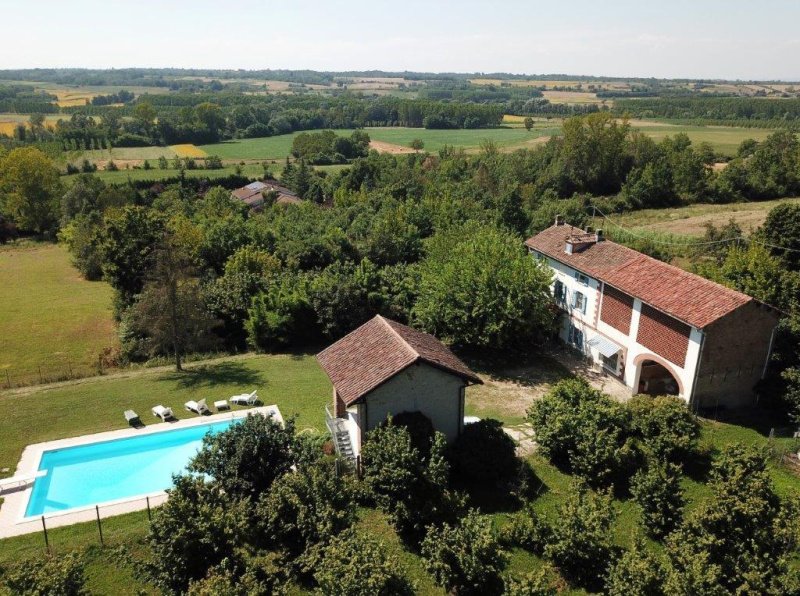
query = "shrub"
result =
(386, 411, 435, 457)
(186, 560, 285, 596)
(144, 476, 251, 594)
(628, 395, 699, 461)
(543, 483, 617, 591)
(500, 506, 552, 555)
(504, 565, 559, 596)
(449, 418, 518, 486)
(256, 460, 356, 574)
(630, 460, 684, 539)
(528, 378, 633, 486)
(0, 552, 87, 596)
(314, 530, 413, 596)
(361, 422, 464, 543)
(605, 535, 668, 596)
(421, 510, 507, 596)
(189, 413, 297, 499)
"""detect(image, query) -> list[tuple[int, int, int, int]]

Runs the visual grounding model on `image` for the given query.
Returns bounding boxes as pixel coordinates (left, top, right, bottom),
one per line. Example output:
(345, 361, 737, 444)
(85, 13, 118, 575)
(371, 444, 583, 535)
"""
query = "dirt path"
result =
(369, 140, 417, 154)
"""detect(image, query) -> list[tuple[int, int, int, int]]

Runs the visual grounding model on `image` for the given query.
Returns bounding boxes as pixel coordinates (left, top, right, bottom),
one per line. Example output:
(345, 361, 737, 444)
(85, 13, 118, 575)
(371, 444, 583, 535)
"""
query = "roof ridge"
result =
(376, 315, 420, 360)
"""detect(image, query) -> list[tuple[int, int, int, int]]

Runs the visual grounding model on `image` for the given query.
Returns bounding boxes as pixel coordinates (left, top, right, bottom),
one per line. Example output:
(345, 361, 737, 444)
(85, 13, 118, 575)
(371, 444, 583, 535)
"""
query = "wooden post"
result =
(146, 496, 152, 521)
(4, 370, 9, 388)
(38, 365, 43, 384)
(95, 505, 104, 546)
(41, 516, 50, 554)
(67, 358, 73, 378)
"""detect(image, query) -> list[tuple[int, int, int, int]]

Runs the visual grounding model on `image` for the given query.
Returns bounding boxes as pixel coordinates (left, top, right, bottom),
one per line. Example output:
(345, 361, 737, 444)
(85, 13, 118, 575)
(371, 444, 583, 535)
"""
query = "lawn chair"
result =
(230, 390, 258, 406)
(214, 399, 230, 411)
(185, 399, 209, 415)
(151, 405, 174, 421)
(124, 410, 140, 426)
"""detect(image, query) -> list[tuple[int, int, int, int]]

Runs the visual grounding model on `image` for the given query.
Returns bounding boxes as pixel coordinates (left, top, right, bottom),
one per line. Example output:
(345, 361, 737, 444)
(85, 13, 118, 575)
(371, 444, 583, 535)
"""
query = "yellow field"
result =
(0, 122, 18, 136)
(542, 90, 607, 105)
(170, 144, 208, 158)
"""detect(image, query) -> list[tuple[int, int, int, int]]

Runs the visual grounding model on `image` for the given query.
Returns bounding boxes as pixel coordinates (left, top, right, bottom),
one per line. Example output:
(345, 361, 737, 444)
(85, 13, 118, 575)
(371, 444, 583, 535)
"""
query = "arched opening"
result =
(637, 359, 680, 396)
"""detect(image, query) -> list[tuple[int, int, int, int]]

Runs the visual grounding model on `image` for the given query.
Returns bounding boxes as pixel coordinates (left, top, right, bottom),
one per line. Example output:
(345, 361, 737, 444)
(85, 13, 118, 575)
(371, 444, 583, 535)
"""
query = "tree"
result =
(145, 476, 250, 595)
(523, 117, 534, 132)
(627, 395, 699, 462)
(0, 146, 63, 234)
(410, 138, 425, 152)
(505, 565, 559, 596)
(421, 510, 507, 596)
(0, 552, 87, 596)
(630, 459, 684, 539)
(127, 232, 219, 370)
(527, 378, 632, 486)
(664, 445, 800, 594)
(543, 483, 617, 591)
(413, 223, 554, 350)
(189, 413, 297, 499)
(314, 530, 412, 596)
(605, 535, 668, 596)
(257, 460, 356, 574)
(449, 418, 519, 487)
(761, 203, 800, 271)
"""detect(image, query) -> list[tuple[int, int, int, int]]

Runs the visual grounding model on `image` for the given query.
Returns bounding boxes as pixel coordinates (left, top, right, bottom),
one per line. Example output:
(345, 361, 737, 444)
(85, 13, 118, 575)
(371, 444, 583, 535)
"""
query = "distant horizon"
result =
(1, 0, 798, 81)
(1, 66, 798, 85)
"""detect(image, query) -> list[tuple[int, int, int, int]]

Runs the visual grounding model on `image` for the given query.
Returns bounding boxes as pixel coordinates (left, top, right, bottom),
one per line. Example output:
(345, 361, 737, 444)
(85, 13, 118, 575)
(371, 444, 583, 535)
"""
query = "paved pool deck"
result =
(0, 405, 282, 539)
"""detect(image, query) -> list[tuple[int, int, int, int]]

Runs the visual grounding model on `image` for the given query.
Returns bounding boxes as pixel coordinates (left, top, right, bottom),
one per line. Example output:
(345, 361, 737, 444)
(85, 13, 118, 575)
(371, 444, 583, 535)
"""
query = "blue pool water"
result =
(25, 420, 236, 517)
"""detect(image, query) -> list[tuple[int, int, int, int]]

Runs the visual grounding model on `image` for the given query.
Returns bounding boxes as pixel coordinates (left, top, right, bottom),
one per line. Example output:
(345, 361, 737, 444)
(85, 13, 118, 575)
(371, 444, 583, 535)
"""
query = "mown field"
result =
(0, 243, 118, 387)
(610, 196, 800, 236)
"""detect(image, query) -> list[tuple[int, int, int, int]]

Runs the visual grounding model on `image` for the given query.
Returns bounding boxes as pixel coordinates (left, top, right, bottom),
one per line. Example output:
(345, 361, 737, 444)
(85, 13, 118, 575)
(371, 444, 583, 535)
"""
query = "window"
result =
(601, 352, 619, 374)
(575, 272, 590, 286)
(568, 324, 584, 352)
(554, 280, 566, 303)
(573, 291, 587, 314)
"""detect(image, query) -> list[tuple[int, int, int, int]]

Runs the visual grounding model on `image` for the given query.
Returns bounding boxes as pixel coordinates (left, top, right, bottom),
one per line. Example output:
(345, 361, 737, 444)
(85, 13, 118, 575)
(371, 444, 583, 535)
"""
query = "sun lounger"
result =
(152, 405, 174, 421)
(0, 470, 47, 494)
(185, 399, 209, 415)
(124, 410, 140, 425)
(214, 399, 230, 411)
(231, 390, 258, 406)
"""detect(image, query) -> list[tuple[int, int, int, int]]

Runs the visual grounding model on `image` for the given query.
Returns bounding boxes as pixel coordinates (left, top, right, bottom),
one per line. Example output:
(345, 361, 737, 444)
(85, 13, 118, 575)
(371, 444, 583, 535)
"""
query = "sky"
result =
(1, 0, 799, 80)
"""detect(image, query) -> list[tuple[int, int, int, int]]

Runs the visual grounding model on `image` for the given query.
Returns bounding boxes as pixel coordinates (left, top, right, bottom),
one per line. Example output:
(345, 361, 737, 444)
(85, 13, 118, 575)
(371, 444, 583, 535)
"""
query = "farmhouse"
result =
(230, 180, 302, 210)
(526, 218, 781, 410)
(316, 315, 483, 458)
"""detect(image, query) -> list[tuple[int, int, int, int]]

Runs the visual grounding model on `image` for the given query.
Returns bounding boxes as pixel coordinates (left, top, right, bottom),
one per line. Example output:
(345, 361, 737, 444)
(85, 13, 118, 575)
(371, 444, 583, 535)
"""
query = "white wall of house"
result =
(534, 250, 703, 403)
(361, 362, 466, 443)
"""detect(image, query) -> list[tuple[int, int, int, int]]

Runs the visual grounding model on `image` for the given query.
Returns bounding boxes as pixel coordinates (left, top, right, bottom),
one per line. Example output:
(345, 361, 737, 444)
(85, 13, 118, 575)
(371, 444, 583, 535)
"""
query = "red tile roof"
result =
(316, 316, 482, 406)
(525, 224, 753, 329)
(230, 181, 301, 209)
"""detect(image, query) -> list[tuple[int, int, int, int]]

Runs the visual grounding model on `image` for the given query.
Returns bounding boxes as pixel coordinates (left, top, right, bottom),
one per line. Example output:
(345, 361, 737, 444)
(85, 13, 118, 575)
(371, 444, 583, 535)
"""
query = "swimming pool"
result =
(25, 419, 236, 517)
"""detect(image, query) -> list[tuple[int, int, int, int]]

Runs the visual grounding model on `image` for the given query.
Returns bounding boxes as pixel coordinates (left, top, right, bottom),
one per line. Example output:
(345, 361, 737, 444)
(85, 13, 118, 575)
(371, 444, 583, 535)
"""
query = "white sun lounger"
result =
(214, 399, 230, 411)
(230, 390, 258, 406)
(152, 405, 174, 421)
(124, 409, 140, 425)
(185, 399, 209, 415)
(0, 470, 47, 494)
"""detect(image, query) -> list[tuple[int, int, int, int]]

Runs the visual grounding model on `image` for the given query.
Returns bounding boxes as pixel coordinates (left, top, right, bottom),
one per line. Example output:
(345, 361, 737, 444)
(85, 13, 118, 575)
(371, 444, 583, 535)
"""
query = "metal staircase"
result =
(325, 406, 356, 461)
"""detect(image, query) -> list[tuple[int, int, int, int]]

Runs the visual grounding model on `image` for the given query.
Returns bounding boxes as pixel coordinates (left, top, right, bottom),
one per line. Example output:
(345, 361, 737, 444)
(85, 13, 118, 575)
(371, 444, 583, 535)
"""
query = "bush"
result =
(630, 460, 684, 539)
(449, 419, 518, 486)
(504, 565, 559, 596)
(421, 510, 507, 596)
(186, 560, 285, 596)
(189, 413, 297, 499)
(0, 552, 87, 596)
(605, 535, 668, 596)
(386, 411, 435, 457)
(256, 460, 356, 574)
(314, 530, 413, 596)
(543, 483, 617, 591)
(628, 395, 699, 461)
(528, 378, 633, 486)
(500, 506, 552, 555)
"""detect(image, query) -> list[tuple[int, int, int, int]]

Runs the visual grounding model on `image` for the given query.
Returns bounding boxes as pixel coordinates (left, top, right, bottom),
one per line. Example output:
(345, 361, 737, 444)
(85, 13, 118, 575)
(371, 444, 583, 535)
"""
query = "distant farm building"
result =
(526, 218, 781, 410)
(230, 181, 302, 210)
(317, 315, 483, 459)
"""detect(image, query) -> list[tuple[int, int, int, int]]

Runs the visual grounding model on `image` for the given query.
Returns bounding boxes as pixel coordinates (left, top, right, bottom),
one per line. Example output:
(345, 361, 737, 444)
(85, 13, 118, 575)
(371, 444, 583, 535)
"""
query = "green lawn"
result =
(630, 121, 780, 156)
(0, 243, 117, 388)
(0, 353, 330, 476)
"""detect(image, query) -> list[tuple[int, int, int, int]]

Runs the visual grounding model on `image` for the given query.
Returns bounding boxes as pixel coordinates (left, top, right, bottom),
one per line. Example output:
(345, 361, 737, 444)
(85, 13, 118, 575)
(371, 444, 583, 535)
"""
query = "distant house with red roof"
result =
(230, 180, 302, 211)
(526, 217, 780, 410)
(317, 315, 482, 458)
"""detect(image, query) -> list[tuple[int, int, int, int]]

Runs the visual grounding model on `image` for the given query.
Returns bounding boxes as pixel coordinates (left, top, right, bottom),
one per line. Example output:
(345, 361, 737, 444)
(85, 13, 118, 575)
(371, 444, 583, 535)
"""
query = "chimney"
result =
(596, 229, 603, 241)
(554, 215, 564, 226)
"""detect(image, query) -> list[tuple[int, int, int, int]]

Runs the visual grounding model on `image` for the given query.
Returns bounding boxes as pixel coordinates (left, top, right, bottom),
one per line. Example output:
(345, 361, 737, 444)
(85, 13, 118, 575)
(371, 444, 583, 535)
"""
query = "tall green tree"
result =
(0, 146, 62, 234)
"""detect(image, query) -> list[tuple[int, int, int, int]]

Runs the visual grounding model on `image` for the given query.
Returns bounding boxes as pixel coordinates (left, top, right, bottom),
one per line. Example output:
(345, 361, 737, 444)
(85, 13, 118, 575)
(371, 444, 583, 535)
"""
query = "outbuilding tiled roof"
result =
(525, 224, 753, 329)
(316, 316, 482, 406)
(230, 181, 302, 208)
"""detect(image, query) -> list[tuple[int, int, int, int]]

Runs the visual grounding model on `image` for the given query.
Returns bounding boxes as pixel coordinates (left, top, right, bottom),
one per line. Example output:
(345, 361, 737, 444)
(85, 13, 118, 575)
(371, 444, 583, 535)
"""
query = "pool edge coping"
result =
(0, 405, 283, 538)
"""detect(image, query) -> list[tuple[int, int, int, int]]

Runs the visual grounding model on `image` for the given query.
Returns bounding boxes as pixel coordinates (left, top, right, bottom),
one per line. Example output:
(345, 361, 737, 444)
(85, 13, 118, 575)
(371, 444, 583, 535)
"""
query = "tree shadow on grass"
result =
(707, 406, 796, 439)
(459, 349, 572, 388)
(168, 361, 265, 391)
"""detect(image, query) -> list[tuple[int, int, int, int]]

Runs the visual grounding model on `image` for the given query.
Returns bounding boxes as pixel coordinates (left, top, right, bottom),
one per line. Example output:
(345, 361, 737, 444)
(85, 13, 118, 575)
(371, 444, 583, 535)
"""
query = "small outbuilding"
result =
(316, 315, 483, 458)
(230, 180, 302, 211)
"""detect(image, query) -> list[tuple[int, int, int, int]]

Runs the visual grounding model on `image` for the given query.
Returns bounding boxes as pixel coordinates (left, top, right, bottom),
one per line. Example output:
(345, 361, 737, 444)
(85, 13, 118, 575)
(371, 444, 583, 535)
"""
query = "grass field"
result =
(0, 243, 117, 387)
(609, 197, 800, 236)
(630, 121, 778, 156)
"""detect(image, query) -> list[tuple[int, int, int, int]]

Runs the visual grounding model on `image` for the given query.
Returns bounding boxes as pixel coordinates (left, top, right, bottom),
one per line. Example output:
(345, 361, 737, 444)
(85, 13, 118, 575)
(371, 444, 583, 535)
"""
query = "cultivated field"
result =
(609, 197, 800, 236)
(170, 143, 208, 158)
(0, 243, 117, 387)
(630, 121, 778, 156)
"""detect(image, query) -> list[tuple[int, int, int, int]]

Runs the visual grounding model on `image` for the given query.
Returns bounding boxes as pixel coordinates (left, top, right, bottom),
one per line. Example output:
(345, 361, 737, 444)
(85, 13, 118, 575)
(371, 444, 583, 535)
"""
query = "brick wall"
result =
(636, 304, 690, 367)
(600, 285, 634, 335)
